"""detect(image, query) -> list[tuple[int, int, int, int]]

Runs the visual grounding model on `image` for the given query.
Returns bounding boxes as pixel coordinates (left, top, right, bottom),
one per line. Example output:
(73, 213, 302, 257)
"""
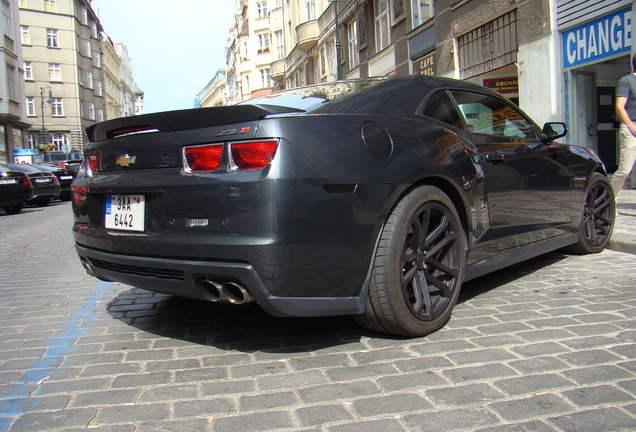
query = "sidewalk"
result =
(609, 181, 636, 254)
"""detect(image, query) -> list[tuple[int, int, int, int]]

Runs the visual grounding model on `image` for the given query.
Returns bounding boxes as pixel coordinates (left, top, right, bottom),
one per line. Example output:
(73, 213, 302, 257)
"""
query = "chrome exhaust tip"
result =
(197, 279, 225, 302)
(222, 282, 254, 305)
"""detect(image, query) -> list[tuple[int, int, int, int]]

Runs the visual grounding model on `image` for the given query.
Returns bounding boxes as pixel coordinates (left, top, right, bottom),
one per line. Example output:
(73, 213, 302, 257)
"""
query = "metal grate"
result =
(457, 10, 518, 79)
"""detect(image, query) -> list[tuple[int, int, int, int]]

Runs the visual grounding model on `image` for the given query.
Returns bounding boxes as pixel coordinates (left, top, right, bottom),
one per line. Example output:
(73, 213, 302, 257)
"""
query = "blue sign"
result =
(562, 6, 632, 68)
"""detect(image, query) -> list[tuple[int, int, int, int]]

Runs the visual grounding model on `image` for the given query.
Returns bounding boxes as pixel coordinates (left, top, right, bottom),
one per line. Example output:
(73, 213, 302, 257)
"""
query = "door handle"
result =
(483, 153, 505, 162)
(588, 124, 595, 136)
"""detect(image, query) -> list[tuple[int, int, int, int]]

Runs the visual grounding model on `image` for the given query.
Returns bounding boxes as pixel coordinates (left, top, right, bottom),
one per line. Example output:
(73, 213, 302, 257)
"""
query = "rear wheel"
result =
(355, 186, 466, 337)
(3, 204, 23, 215)
(35, 197, 51, 207)
(563, 173, 615, 254)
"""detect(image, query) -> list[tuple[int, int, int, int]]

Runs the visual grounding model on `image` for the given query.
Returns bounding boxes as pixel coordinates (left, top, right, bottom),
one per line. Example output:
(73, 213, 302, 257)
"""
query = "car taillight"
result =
(231, 140, 278, 170)
(73, 186, 87, 204)
(86, 154, 100, 173)
(184, 145, 223, 171)
(22, 174, 31, 186)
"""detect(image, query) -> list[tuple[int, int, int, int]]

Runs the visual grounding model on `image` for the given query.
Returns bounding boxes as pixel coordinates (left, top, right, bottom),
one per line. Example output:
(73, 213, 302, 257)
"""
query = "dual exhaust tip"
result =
(197, 279, 254, 305)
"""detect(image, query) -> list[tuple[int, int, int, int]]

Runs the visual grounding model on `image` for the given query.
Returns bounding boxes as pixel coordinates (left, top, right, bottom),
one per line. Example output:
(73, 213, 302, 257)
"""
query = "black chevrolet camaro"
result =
(72, 76, 615, 337)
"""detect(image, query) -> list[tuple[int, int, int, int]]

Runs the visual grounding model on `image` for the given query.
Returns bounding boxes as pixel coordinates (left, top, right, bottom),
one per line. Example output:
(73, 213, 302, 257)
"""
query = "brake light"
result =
(60, 162, 67, 169)
(22, 174, 31, 186)
(86, 154, 100, 173)
(184, 145, 223, 171)
(231, 140, 278, 170)
(73, 186, 87, 204)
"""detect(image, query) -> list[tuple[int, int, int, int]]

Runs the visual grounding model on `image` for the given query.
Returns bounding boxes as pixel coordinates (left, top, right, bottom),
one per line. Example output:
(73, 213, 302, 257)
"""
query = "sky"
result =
(90, 0, 237, 114)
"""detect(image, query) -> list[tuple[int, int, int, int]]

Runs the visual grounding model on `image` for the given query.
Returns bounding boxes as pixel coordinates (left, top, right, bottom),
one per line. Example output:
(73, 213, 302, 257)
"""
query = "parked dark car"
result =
(6, 163, 60, 207)
(31, 164, 75, 201)
(0, 163, 32, 214)
(46, 159, 83, 174)
(72, 76, 615, 337)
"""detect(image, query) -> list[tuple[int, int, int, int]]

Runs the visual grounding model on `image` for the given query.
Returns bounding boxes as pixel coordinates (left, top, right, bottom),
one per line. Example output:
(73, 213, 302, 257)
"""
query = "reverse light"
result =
(231, 140, 278, 170)
(184, 144, 223, 171)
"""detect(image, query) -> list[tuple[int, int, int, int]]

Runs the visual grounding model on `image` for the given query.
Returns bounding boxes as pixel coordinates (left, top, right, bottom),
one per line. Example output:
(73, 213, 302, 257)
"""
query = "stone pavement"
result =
(0, 201, 635, 431)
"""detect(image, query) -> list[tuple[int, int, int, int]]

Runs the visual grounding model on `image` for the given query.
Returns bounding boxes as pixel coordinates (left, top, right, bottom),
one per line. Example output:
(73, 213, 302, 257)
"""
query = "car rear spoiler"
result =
(86, 104, 303, 142)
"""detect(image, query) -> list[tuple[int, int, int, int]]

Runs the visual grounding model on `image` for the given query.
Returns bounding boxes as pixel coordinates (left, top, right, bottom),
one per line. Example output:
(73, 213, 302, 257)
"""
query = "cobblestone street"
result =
(0, 202, 635, 431)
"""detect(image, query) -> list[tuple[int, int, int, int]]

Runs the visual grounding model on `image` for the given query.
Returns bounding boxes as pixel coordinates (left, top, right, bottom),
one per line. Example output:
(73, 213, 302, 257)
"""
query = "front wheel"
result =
(355, 186, 466, 337)
(563, 173, 615, 254)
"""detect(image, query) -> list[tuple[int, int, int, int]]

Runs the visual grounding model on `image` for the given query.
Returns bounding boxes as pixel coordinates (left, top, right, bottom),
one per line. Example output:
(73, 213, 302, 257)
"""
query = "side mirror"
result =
(542, 122, 567, 142)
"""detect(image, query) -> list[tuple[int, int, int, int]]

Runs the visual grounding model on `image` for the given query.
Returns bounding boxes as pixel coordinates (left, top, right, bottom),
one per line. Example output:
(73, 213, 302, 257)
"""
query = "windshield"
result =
(243, 78, 389, 112)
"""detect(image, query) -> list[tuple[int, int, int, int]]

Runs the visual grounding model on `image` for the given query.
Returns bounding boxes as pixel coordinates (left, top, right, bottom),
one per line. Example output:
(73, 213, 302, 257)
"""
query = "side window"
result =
(450, 91, 537, 139)
(421, 90, 464, 130)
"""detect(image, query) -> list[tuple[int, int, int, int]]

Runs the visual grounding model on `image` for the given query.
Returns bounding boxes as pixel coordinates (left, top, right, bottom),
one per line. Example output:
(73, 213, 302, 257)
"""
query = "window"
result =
(28, 133, 38, 149)
(26, 96, 36, 116)
(326, 40, 336, 79)
(421, 91, 464, 129)
(451, 91, 536, 138)
(24, 61, 33, 80)
(20, 0, 27, 7)
(242, 41, 248, 59)
(80, 7, 88, 25)
(88, 102, 95, 120)
(50, 98, 63, 116)
(86, 71, 93, 88)
(6, 65, 16, 100)
(97, 108, 104, 122)
(44, 0, 56, 12)
(94, 52, 101, 68)
(347, 20, 359, 68)
(375, 0, 390, 52)
(91, 22, 99, 38)
(51, 133, 67, 150)
(260, 68, 272, 88)
(320, 46, 326, 77)
(20, 26, 29, 44)
(305, 0, 315, 20)
(84, 40, 91, 57)
(257, 33, 269, 52)
(256, 1, 267, 18)
(49, 63, 61, 81)
(274, 30, 284, 60)
(46, 28, 58, 48)
(411, 0, 433, 28)
(2, 1, 13, 38)
(95, 80, 102, 96)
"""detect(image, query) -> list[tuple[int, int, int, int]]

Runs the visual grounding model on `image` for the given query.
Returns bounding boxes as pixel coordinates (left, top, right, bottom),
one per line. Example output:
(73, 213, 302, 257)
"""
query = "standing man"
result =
(613, 53, 636, 195)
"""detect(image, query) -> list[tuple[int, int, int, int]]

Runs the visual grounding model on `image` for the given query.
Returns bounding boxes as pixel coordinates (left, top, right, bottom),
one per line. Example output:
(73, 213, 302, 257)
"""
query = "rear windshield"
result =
(243, 78, 389, 112)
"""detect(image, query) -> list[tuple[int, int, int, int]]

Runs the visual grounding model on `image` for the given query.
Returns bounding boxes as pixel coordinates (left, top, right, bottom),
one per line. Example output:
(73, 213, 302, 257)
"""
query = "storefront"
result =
(559, 1, 634, 172)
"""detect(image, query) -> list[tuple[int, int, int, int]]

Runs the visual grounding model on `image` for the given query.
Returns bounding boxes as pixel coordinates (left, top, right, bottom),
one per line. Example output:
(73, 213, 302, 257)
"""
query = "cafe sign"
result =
(413, 52, 436, 76)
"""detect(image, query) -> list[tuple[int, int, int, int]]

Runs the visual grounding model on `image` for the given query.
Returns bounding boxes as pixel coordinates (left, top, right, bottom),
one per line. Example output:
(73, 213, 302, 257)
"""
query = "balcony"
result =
(271, 59, 285, 81)
(296, 20, 319, 51)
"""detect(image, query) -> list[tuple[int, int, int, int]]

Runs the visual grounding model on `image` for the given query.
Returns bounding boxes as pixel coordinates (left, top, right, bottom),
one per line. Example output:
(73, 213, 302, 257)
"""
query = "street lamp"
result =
(40, 86, 52, 149)
(331, 0, 342, 80)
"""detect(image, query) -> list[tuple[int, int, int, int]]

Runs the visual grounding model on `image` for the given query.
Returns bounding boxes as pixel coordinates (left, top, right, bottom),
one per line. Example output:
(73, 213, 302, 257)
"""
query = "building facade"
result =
(196, 69, 227, 108)
(216, 0, 634, 172)
(19, 0, 105, 155)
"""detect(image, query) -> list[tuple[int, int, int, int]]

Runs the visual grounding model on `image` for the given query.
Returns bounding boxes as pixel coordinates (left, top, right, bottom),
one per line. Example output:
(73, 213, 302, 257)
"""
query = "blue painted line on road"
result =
(0, 281, 113, 429)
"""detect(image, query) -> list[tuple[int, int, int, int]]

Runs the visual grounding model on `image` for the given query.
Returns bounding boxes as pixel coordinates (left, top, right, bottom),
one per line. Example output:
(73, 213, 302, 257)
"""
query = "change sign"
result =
(562, 6, 632, 68)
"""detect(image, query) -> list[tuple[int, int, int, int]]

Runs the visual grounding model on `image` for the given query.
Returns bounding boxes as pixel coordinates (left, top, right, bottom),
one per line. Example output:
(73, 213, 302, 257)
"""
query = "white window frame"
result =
(375, 0, 391, 52)
(91, 21, 98, 38)
(21, 26, 29, 44)
(95, 80, 102, 96)
(256, 1, 267, 19)
(26, 96, 36, 116)
(347, 20, 359, 68)
(86, 71, 93, 88)
(6, 65, 16, 100)
(51, 132, 67, 150)
(260, 67, 272, 88)
(411, 0, 433, 28)
(84, 40, 91, 57)
(80, 7, 88, 25)
(49, 63, 62, 81)
(97, 108, 104, 122)
(24, 61, 33, 80)
(2, 1, 13, 38)
(46, 28, 58, 48)
(50, 98, 63, 116)
(305, 0, 315, 20)
(44, 0, 56, 12)
(28, 133, 38, 149)
(257, 33, 270, 52)
(88, 102, 95, 120)
(274, 30, 284, 60)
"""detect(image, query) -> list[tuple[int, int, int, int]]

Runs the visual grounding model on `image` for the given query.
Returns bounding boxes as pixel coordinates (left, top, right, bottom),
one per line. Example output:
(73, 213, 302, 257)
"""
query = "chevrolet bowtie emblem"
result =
(116, 154, 137, 167)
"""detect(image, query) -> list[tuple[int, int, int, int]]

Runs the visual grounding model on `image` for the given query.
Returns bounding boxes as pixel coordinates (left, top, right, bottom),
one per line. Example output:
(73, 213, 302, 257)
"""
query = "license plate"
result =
(60, 175, 74, 180)
(105, 194, 145, 231)
(34, 178, 50, 183)
(0, 178, 16, 184)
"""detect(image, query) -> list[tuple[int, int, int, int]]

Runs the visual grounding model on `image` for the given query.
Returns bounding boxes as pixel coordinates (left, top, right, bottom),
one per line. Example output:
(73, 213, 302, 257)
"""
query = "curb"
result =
(608, 232, 636, 255)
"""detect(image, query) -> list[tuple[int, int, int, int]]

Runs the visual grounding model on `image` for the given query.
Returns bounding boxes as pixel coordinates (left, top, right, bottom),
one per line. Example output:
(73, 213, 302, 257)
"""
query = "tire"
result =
(354, 186, 466, 337)
(3, 204, 23, 215)
(563, 172, 615, 254)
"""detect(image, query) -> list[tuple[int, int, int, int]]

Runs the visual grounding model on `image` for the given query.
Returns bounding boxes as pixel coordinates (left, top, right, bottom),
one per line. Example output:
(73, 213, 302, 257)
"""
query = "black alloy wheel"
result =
(564, 172, 615, 254)
(355, 186, 466, 337)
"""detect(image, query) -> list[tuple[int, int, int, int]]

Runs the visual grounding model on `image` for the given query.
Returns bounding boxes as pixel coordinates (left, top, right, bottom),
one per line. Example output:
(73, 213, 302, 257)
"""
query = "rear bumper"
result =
(76, 244, 366, 317)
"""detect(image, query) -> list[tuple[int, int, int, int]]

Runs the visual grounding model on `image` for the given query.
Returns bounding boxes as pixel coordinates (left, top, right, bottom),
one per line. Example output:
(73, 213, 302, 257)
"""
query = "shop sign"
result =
(562, 6, 632, 68)
(483, 77, 518, 94)
(413, 52, 436, 76)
